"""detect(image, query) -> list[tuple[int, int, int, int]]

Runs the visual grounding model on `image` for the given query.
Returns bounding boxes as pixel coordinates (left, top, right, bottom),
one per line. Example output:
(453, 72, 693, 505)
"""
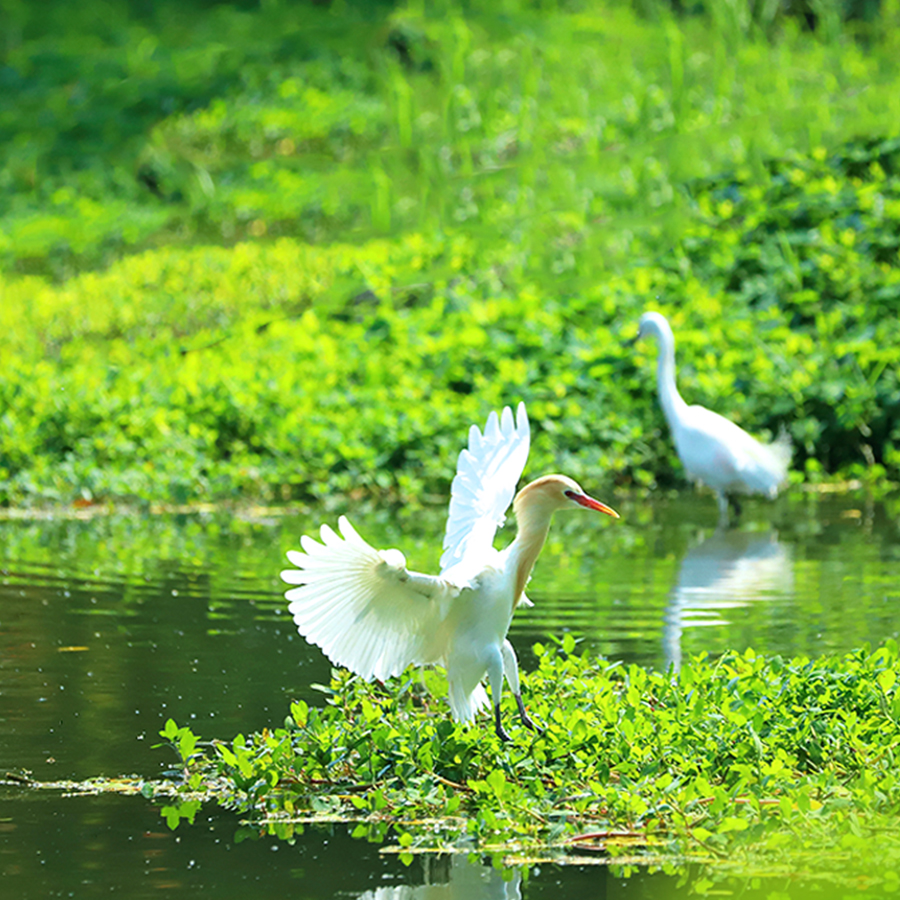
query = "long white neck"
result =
(653, 322, 688, 428)
(507, 501, 554, 607)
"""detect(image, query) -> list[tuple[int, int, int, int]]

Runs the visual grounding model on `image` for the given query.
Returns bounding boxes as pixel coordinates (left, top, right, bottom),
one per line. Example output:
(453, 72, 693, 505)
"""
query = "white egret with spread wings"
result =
(280, 403, 618, 740)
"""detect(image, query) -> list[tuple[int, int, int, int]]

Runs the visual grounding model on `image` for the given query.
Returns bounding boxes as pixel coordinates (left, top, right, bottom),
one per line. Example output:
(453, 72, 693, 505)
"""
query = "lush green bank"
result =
(1, 0, 900, 507)
(2, 139, 899, 507)
(142, 642, 900, 891)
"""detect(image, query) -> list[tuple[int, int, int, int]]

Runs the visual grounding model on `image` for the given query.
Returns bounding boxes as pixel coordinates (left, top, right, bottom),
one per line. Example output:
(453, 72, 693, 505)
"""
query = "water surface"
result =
(2, 492, 899, 897)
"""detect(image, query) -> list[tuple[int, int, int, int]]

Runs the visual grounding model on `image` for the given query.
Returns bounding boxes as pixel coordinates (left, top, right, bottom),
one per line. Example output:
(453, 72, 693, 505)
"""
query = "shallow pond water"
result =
(2, 491, 899, 897)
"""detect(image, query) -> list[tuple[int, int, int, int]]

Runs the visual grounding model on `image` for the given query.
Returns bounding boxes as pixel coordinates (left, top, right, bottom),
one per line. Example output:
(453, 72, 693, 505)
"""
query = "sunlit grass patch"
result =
(2, 0, 899, 272)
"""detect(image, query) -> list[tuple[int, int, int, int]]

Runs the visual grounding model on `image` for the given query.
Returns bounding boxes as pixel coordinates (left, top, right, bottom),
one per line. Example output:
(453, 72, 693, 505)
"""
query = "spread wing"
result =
(439, 402, 530, 577)
(281, 516, 458, 681)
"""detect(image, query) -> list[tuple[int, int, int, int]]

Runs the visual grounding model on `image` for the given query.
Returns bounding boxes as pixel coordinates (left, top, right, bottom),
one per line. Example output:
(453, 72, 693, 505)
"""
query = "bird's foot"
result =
(515, 695, 544, 734)
(520, 712, 543, 734)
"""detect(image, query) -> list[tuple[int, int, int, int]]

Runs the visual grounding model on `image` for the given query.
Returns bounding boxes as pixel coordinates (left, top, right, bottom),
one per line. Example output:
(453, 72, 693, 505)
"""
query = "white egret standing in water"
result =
(280, 403, 619, 740)
(636, 311, 791, 523)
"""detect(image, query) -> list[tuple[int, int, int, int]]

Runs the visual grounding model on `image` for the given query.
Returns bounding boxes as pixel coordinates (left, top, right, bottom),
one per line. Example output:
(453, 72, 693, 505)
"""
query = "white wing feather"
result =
(281, 516, 457, 682)
(439, 402, 530, 576)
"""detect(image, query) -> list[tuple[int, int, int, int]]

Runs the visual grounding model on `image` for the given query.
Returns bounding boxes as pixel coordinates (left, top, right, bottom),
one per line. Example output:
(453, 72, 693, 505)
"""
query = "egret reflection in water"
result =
(355, 854, 521, 900)
(663, 528, 794, 670)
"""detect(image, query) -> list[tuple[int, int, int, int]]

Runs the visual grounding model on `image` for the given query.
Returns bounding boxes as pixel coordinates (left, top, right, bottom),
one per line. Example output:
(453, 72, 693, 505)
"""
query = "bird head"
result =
(514, 474, 619, 519)
(636, 310, 673, 344)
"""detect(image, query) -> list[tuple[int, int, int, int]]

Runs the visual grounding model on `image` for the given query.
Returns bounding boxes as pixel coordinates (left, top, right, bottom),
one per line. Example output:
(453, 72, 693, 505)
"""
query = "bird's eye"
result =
(564, 490, 576, 500)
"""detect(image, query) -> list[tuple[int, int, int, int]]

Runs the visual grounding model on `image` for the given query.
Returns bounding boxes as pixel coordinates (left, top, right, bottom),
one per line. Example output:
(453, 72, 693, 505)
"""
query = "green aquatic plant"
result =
(146, 640, 900, 886)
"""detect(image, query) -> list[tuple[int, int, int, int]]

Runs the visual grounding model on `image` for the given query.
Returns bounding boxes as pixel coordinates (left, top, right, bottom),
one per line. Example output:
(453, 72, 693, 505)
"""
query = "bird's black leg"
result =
(514, 693, 540, 732)
(487, 649, 510, 741)
(494, 704, 512, 742)
(728, 494, 743, 520)
(500, 639, 541, 733)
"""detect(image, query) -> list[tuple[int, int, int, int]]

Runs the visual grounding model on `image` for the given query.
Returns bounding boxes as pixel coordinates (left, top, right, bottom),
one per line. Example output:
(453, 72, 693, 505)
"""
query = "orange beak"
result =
(565, 490, 619, 518)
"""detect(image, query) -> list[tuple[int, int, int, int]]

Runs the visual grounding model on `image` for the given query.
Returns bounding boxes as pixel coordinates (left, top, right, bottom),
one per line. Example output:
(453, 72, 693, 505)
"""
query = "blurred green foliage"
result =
(1, 0, 899, 506)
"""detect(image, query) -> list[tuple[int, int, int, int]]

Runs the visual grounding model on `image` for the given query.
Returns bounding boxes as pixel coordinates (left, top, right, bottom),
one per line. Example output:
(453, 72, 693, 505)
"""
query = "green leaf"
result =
(717, 816, 750, 834)
(160, 719, 180, 740)
(485, 769, 507, 799)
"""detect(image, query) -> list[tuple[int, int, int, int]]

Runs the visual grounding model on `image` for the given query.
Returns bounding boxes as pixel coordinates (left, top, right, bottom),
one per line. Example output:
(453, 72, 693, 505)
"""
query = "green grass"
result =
(1, 0, 900, 507)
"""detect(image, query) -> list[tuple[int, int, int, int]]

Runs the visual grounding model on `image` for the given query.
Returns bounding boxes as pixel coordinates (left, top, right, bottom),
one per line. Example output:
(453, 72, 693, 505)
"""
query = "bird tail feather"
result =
(447, 681, 489, 723)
